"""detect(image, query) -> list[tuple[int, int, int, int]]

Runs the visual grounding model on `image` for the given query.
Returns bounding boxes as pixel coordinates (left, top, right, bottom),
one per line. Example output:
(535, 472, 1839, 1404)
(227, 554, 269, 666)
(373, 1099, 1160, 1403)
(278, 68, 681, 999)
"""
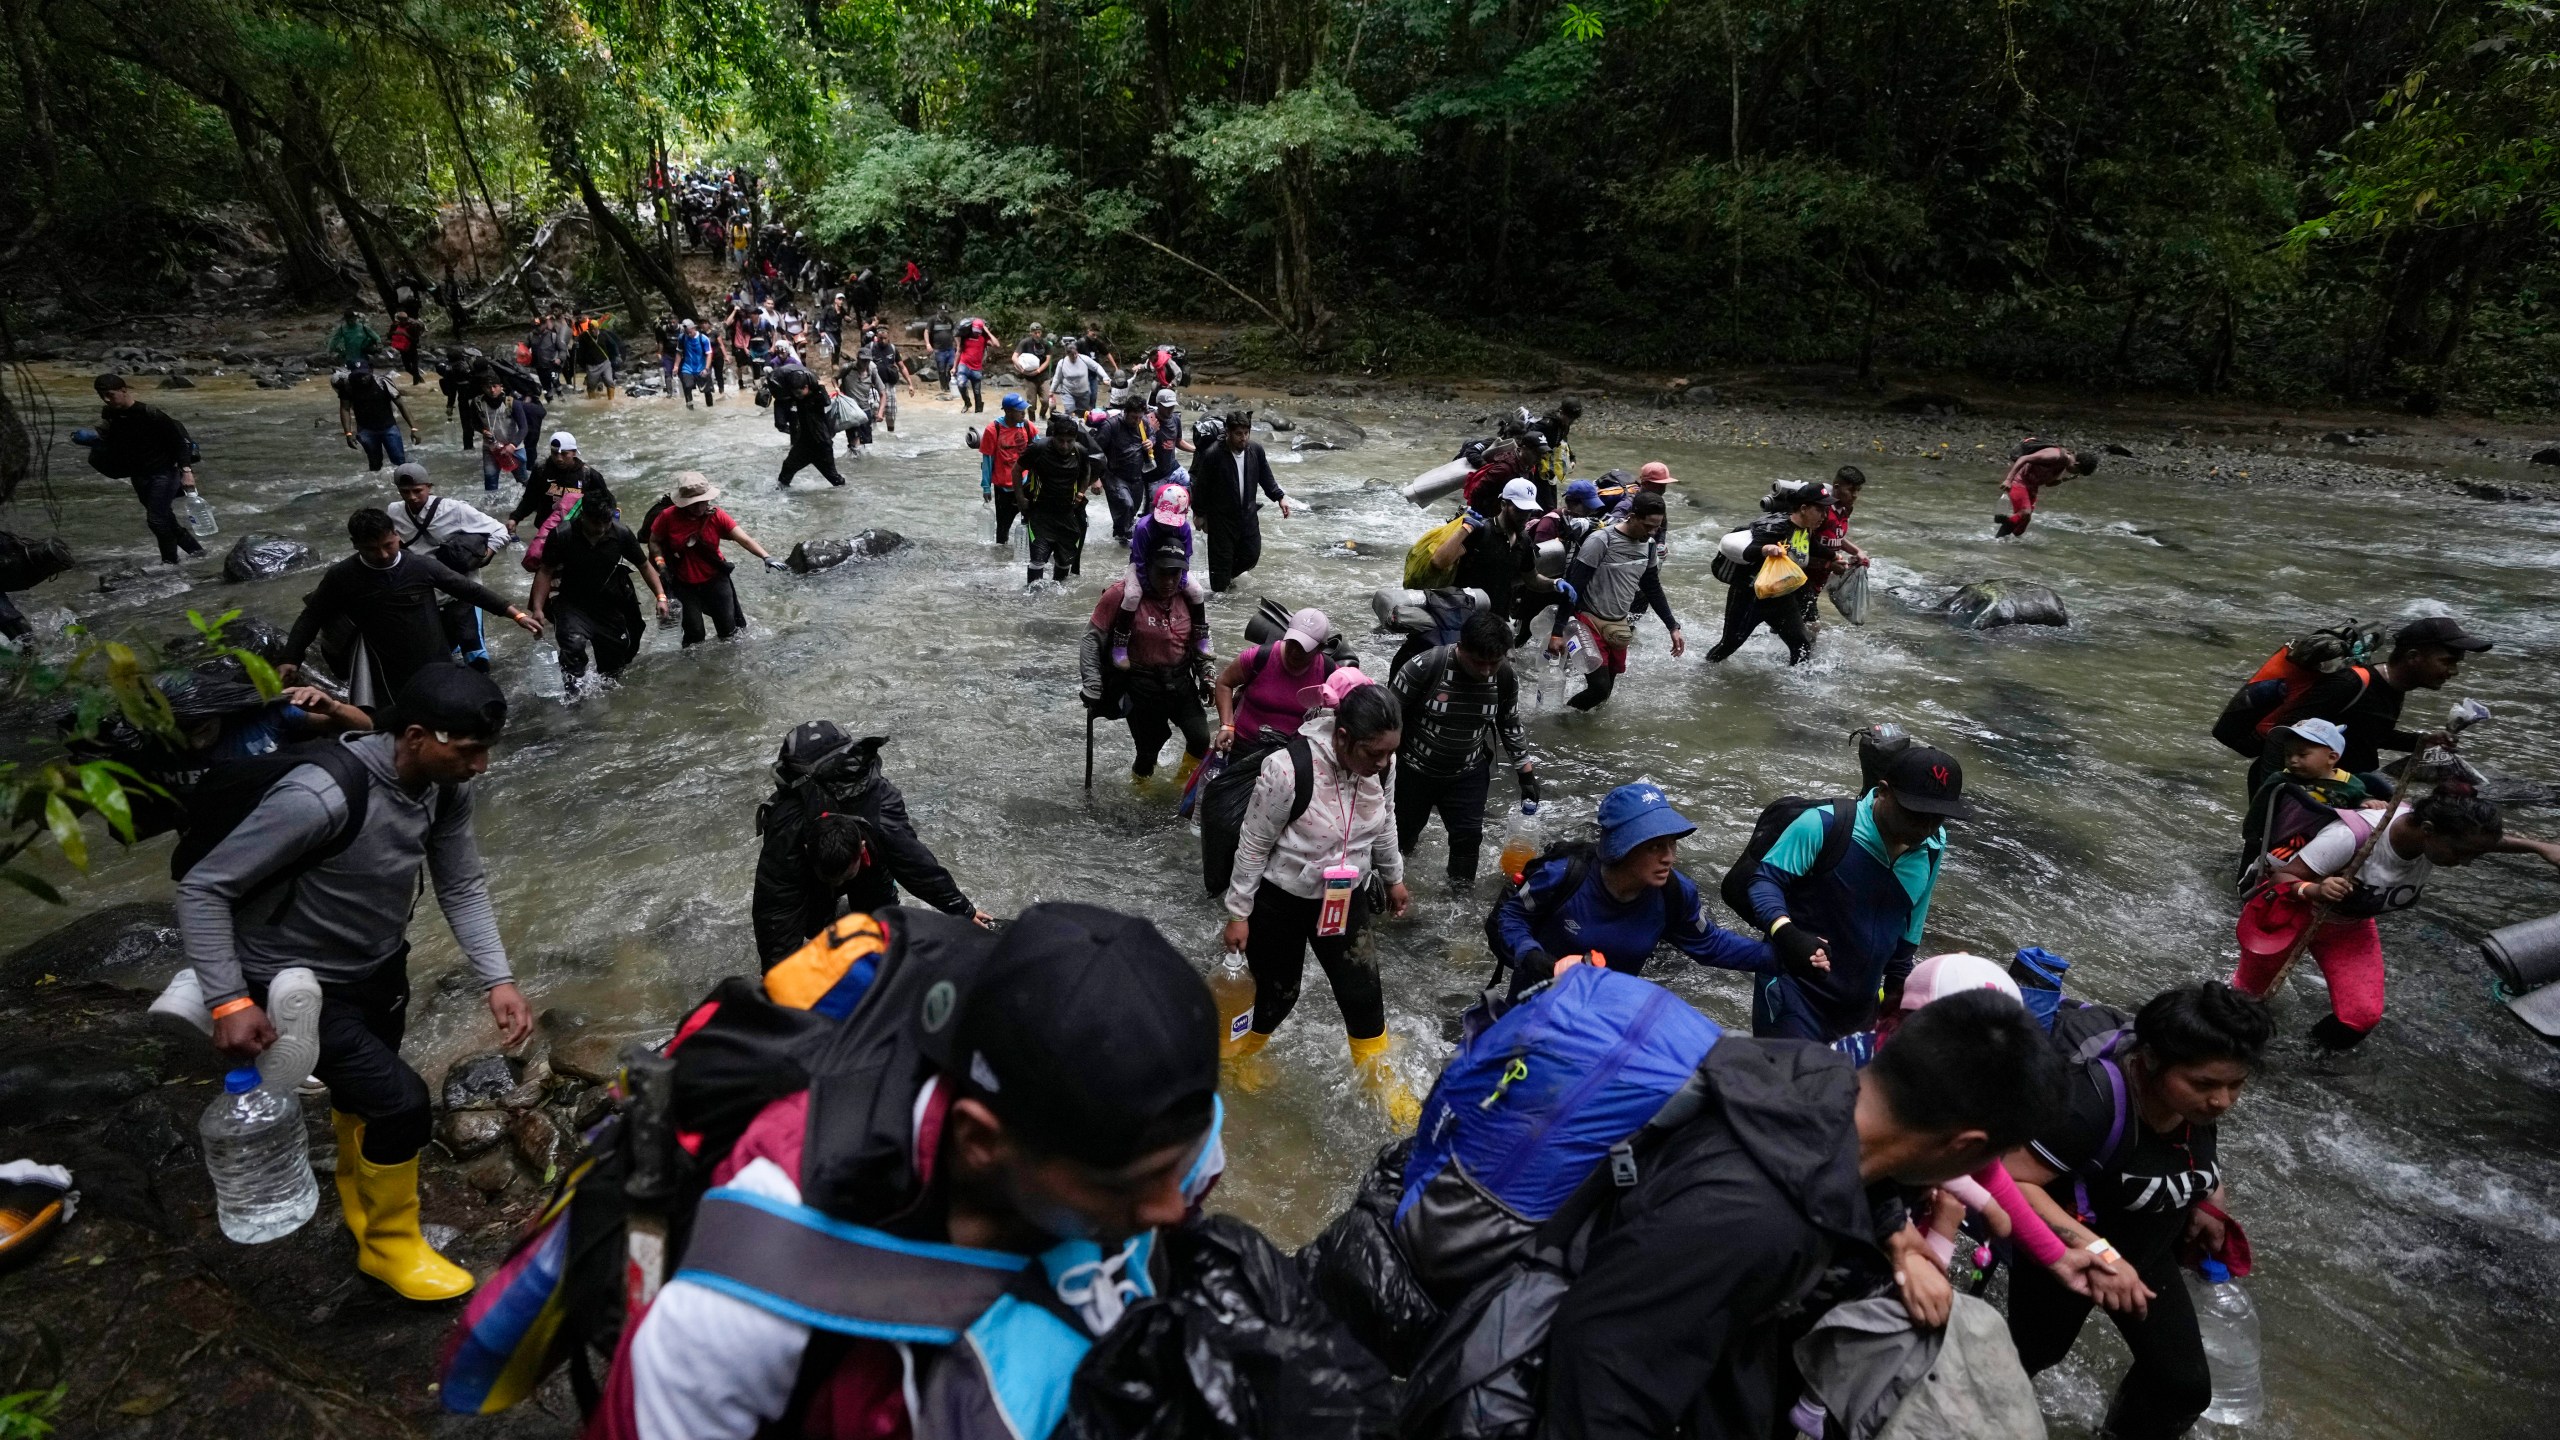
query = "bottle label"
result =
(1228, 1010, 1252, 1041)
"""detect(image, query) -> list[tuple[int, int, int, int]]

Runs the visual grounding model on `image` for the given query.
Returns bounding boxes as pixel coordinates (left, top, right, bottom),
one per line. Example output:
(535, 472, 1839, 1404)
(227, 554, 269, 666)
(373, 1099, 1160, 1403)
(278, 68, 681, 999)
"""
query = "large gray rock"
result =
(441, 1052, 521, 1110)
(1946, 580, 2070, 630)
(222, 533, 317, 583)
(787, 529, 910, 573)
(0, 901, 182, 990)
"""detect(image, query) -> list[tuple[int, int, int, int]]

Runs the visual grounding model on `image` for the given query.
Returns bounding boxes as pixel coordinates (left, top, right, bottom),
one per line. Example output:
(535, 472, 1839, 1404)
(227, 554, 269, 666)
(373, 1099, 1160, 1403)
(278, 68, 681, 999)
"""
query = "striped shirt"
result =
(1389, 646, 1531, 778)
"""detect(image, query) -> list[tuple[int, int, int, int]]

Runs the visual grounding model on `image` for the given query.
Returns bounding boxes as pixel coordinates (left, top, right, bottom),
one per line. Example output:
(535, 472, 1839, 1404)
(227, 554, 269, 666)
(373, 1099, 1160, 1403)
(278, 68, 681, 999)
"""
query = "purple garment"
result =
(1231, 642, 1332, 740)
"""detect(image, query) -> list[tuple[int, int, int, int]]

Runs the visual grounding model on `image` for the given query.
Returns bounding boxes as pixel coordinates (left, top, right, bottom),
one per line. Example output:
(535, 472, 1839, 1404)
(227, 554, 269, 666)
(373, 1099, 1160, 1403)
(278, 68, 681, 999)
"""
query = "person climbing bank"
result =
(178, 663, 531, 1303)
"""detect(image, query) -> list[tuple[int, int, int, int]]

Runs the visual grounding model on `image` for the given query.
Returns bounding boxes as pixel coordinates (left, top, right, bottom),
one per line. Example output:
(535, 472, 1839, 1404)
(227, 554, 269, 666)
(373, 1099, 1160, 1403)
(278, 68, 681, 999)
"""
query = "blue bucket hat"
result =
(1001, 392, 1026, 411)
(1596, 783, 1696, 862)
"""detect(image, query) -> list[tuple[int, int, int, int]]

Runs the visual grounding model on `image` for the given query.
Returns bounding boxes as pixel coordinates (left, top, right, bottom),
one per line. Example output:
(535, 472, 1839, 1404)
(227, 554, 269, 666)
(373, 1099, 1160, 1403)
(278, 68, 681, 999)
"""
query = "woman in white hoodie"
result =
(1220, 671, 1419, 1124)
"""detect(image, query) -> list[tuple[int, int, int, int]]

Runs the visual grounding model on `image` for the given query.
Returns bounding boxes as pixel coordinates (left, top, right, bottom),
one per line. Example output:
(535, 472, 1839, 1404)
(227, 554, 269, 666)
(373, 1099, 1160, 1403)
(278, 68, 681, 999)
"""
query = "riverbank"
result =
(18, 301, 2560, 512)
(0, 908, 593, 1438)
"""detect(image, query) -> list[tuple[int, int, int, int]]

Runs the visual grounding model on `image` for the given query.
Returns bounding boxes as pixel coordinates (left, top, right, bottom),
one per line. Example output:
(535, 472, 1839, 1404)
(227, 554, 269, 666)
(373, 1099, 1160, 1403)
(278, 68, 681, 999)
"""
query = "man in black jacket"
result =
(769, 364, 846, 488)
(750, 722, 987, 967)
(1189, 410, 1294, 592)
(1537, 989, 2062, 1440)
(84, 374, 205, 564)
(2241, 615, 2486, 794)
(1017, 413, 1100, 586)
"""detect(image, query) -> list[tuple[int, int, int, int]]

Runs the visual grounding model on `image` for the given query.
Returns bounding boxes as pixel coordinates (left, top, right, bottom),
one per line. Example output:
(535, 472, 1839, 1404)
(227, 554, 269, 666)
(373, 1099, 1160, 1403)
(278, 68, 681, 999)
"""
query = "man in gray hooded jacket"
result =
(178, 662, 531, 1303)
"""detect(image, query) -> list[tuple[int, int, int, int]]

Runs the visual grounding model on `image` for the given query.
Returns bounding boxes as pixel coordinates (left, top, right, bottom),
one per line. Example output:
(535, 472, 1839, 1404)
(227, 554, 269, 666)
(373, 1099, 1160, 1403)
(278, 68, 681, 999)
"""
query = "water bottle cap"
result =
(1521, 801, 1539, 816)
(223, 1067, 263, 1094)
(2199, 1257, 2231, 1283)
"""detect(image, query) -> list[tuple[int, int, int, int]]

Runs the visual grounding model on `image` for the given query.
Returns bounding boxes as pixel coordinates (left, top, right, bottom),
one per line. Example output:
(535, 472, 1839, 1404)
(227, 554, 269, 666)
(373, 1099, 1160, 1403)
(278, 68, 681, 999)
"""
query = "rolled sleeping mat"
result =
(2482, 912, 2560, 994)
(1402, 456, 1474, 507)
(1243, 597, 1294, 648)
(1535, 538, 1569, 579)
(1373, 588, 1430, 633)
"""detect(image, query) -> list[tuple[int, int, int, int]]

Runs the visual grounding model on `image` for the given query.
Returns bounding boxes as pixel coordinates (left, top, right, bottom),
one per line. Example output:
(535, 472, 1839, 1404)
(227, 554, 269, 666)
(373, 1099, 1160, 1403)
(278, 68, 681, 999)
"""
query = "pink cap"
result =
(1150, 485, 1192, 527)
(1637, 461, 1678, 487)
(1300, 665, 1372, 712)
(1897, 953, 2021, 1012)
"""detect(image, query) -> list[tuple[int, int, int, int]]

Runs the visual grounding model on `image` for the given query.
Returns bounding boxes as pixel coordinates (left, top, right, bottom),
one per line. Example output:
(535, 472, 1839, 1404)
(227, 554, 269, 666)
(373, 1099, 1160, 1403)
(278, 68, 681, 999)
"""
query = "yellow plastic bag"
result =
(1754, 550, 1808, 599)
(1404, 516, 1468, 588)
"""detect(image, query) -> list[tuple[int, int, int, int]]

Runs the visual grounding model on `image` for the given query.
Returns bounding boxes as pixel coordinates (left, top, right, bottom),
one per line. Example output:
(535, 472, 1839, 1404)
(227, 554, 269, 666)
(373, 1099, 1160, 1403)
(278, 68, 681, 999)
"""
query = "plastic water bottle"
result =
(184, 489, 220, 537)
(2188, 1259, 2264, 1425)
(199, 1066, 318, 1243)
(1499, 802, 1543, 883)
(1210, 951, 1257, 1057)
(529, 644, 565, 699)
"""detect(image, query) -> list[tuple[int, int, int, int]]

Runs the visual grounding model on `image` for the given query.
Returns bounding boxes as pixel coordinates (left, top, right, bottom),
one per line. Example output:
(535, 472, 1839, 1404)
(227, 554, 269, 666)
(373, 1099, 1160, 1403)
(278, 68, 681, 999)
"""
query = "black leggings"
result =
(669, 573, 744, 645)
(1396, 759, 1493, 883)
(251, 953, 430, 1163)
(1125, 671, 1211, 776)
(1707, 580, 1812, 665)
(1244, 880, 1386, 1039)
(2008, 1243, 2211, 1440)
(132, 466, 204, 564)
(992, 486, 1020, 543)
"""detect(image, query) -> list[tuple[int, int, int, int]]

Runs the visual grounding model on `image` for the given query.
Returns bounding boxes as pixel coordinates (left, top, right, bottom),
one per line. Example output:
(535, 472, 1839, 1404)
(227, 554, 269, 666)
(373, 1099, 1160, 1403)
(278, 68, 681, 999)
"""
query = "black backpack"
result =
(1197, 733, 1316, 897)
(1715, 796, 1857, 925)
(168, 741, 446, 923)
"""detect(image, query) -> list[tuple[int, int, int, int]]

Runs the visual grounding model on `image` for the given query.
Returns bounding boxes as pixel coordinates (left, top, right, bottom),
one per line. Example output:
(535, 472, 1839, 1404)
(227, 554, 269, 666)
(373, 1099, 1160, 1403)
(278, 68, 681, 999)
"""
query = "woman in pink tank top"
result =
(1212, 607, 1338, 749)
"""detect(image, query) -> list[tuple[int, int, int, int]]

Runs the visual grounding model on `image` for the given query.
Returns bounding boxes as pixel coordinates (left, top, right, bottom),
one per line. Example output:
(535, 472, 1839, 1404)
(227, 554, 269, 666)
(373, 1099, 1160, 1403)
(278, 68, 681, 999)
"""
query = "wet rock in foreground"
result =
(1946, 579, 2070, 630)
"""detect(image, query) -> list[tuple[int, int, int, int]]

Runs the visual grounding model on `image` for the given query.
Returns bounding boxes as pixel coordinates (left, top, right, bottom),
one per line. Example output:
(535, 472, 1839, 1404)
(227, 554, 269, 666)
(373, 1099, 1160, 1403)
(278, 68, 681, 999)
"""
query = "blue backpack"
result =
(1394, 963, 1721, 1299)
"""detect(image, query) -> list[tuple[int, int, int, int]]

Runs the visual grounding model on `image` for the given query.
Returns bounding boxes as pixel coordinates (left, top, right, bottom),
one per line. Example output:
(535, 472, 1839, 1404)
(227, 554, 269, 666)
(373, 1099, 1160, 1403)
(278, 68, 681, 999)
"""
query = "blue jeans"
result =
(356, 426, 407, 470)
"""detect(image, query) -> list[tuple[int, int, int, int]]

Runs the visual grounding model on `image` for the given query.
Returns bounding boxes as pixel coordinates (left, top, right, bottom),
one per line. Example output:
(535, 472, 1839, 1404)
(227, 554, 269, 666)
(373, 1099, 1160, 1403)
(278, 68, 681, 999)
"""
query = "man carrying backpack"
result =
(333, 359, 420, 471)
(1531, 989, 2063, 1440)
(390, 464, 514, 669)
(588, 903, 1221, 1440)
(1742, 745, 1971, 1042)
(1546, 492, 1683, 711)
(749, 721, 987, 968)
(1391, 610, 1534, 888)
(2240, 615, 2486, 795)
(177, 663, 531, 1302)
(1490, 782, 1777, 997)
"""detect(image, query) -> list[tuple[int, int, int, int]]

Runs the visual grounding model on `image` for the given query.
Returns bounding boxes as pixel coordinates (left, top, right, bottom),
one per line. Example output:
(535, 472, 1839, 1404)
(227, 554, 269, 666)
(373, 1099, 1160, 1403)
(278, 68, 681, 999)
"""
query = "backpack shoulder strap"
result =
(303, 743, 374, 864)
(1285, 734, 1316, 825)
(1810, 797, 1857, 878)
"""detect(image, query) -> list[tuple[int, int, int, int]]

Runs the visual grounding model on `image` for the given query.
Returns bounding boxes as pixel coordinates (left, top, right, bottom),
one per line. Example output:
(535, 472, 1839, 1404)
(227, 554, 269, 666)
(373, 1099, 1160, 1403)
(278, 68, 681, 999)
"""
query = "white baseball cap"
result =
(1499, 478, 1543, 513)
(549, 431, 578, 451)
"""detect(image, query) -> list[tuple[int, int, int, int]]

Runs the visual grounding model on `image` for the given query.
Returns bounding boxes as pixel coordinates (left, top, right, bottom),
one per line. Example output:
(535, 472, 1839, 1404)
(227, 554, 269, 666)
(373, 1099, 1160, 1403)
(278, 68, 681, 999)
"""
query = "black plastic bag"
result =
(1066, 1213, 1397, 1440)
(1296, 1140, 1443, 1375)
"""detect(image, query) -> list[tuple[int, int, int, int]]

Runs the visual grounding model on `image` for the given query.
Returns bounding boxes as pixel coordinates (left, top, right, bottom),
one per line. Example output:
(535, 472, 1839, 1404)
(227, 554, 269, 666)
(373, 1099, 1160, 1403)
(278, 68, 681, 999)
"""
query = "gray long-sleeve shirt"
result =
(176, 732, 512, 1005)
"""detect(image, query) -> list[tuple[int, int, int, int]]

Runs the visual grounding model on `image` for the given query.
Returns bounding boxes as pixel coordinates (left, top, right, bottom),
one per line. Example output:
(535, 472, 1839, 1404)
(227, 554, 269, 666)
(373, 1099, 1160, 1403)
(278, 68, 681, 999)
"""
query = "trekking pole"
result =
(2262, 699, 2490, 992)
(1084, 709, 1096, 791)
(619, 1046, 680, 1313)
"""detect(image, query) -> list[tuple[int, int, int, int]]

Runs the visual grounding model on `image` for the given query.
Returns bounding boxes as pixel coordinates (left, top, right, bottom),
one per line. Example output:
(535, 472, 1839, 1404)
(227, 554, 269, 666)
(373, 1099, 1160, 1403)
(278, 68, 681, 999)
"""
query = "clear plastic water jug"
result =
(185, 490, 220, 537)
(199, 1066, 318, 1243)
(1210, 951, 1256, 1057)
(529, 644, 565, 699)
(2189, 1259, 2264, 1425)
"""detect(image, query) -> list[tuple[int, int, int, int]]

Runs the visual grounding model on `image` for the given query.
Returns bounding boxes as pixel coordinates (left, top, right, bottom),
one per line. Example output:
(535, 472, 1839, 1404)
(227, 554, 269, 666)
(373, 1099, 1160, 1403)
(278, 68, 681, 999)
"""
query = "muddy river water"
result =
(7, 368, 2558, 1436)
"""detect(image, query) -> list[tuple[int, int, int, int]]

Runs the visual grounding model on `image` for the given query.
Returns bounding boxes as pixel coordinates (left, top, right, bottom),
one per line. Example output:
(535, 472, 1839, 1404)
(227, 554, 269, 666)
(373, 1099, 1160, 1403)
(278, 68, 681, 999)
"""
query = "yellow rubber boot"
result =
(1224, 1030, 1274, 1093)
(1348, 1033, 1421, 1131)
(350, 1149, 476, 1301)
(331, 1111, 368, 1245)
(1173, 752, 1203, 789)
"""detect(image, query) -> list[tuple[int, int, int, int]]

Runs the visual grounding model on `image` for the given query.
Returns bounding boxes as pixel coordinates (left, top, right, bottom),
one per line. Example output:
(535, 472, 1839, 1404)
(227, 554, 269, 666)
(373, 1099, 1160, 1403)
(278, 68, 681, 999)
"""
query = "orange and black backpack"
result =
(2210, 621, 2386, 758)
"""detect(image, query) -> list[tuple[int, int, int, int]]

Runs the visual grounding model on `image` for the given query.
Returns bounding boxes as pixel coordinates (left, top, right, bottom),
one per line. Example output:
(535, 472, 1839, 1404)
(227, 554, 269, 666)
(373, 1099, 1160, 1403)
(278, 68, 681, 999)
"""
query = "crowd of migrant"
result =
(10, 266, 2557, 1440)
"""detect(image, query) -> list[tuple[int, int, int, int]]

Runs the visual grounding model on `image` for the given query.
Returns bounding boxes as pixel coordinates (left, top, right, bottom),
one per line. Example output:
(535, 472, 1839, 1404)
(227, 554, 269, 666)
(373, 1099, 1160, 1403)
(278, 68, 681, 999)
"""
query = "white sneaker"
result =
(256, 968, 324, 1097)
(147, 967, 212, 1036)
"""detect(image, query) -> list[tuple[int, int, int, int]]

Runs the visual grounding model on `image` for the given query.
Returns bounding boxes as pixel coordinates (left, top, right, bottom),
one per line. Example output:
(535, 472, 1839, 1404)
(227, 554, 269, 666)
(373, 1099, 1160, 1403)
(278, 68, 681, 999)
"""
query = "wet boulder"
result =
(0, 532, 74, 592)
(2531, 446, 2560, 467)
(441, 1052, 521, 1110)
(222, 533, 317, 583)
(1291, 414, 1366, 451)
(436, 1109, 510, 1159)
(0, 901, 181, 991)
(787, 529, 909, 572)
(1946, 580, 2069, 630)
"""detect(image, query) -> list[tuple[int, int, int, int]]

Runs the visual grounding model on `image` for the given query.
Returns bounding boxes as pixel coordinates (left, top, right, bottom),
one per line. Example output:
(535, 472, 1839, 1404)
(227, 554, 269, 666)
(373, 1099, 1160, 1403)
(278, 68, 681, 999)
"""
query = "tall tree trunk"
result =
(0, 0, 63, 267)
(554, 141, 699, 323)
(1141, 0, 1179, 132)
(224, 109, 342, 297)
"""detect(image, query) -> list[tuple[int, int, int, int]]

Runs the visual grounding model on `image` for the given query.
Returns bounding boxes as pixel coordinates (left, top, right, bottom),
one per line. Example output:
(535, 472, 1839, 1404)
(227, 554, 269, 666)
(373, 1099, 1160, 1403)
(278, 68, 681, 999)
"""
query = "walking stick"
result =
(1084, 709, 1096, 791)
(2261, 699, 2490, 992)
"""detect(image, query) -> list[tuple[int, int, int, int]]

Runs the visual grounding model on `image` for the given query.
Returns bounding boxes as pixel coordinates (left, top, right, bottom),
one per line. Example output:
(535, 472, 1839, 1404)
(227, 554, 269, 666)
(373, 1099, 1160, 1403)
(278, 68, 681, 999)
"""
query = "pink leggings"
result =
(2234, 914, 2385, 1033)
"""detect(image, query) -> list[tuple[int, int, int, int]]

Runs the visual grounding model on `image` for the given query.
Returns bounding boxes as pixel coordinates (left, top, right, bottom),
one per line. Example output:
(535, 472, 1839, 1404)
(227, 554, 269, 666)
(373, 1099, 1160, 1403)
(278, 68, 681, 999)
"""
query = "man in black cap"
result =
(178, 662, 530, 1303)
(2251, 615, 2490, 794)
(749, 720, 987, 968)
(1742, 745, 1974, 1042)
(598, 902, 1221, 1440)
(79, 374, 205, 564)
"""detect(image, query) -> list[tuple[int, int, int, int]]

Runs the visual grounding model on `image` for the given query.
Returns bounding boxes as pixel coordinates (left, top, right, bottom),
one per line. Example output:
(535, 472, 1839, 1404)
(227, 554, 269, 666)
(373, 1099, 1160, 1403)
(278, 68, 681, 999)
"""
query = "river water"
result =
(8, 366, 2558, 1436)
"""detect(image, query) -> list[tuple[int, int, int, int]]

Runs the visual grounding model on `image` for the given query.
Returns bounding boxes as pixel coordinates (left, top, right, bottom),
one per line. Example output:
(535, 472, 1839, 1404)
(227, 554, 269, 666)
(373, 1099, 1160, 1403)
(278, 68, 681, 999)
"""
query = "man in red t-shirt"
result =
(951, 317, 1002, 415)
(646, 472, 784, 646)
(972, 394, 1036, 544)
